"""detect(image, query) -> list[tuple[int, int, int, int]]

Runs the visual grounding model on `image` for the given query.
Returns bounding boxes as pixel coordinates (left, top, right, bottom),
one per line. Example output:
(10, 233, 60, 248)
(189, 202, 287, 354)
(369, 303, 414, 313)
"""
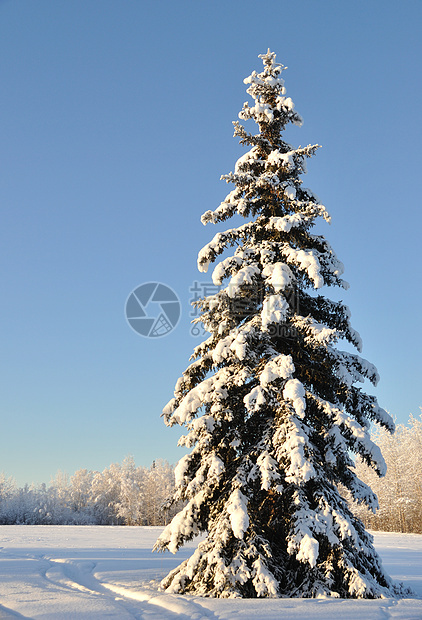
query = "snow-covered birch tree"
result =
(353, 412, 422, 534)
(154, 50, 403, 598)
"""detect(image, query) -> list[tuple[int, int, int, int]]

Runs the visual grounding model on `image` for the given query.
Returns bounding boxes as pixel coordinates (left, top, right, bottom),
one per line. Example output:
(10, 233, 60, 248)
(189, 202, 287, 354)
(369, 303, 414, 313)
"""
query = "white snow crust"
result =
(282, 244, 324, 288)
(261, 294, 289, 329)
(283, 378, 306, 418)
(260, 353, 295, 387)
(0, 526, 420, 619)
(226, 489, 250, 539)
(262, 262, 293, 291)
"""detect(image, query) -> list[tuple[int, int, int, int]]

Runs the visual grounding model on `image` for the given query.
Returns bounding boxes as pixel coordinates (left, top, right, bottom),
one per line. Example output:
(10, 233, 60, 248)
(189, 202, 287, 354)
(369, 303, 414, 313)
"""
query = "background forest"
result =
(0, 458, 178, 526)
(352, 413, 422, 534)
(0, 414, 420, 532)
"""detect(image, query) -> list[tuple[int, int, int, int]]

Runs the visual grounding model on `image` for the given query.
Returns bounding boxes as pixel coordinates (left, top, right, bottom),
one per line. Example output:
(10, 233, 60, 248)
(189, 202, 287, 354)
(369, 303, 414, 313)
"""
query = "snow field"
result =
(0, 526, 421, 619)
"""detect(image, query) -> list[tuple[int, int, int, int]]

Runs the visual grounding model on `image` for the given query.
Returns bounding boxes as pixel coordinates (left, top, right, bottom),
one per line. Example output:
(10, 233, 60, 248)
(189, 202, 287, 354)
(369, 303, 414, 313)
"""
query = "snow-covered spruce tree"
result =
(154, 50, 400, 598)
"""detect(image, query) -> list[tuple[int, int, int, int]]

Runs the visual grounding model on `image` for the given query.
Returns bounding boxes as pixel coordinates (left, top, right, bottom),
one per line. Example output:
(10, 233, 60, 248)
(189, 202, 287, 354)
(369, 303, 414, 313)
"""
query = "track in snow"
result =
(0, 526, 421, 619)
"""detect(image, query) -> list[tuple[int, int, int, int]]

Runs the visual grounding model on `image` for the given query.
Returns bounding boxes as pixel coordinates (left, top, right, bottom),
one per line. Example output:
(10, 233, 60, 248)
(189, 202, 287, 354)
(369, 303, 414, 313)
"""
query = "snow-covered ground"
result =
(0, 526, 421, 619)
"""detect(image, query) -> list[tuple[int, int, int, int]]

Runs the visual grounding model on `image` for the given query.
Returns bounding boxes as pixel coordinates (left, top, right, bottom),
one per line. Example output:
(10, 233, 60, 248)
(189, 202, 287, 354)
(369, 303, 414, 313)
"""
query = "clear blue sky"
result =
(1, 0, 421, 486)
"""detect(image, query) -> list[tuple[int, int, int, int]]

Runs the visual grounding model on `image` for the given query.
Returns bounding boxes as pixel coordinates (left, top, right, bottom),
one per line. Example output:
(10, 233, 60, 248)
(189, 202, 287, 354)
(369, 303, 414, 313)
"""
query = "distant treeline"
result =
(351, 413, 422, 534)
(0, 457, 178, 526)
(1, 414, 421, 532)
